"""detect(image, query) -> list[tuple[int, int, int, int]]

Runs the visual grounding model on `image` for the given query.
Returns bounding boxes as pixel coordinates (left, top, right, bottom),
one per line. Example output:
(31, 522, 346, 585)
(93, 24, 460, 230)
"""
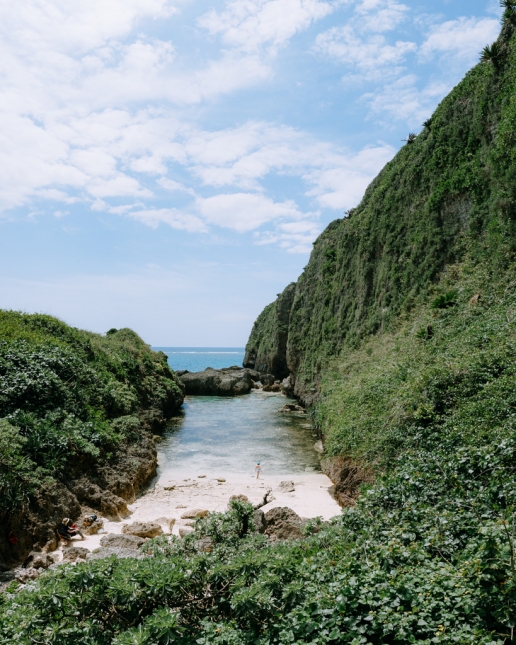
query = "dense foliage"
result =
(0, 312, 183, 516)
(247, 14, 516, 400)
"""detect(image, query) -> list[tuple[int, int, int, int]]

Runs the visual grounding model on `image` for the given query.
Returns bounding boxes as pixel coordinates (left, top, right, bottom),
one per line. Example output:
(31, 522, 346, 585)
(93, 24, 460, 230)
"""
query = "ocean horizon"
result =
(153, 347, 245, 373)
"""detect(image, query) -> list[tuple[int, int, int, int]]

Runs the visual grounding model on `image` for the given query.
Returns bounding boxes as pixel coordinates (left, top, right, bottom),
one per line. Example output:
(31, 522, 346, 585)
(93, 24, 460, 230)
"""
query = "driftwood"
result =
(253, 489, 273, 510)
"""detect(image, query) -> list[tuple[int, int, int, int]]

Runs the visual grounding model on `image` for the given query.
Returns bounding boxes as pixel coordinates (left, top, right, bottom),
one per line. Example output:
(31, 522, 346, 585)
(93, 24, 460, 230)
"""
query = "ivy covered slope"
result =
(0, 311, 184, 564)
(245, 12, 516, 404)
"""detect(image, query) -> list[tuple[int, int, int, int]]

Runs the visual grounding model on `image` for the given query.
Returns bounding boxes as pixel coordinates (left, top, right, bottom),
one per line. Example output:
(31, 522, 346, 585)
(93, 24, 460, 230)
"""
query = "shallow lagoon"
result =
(158, 392, 321, 479)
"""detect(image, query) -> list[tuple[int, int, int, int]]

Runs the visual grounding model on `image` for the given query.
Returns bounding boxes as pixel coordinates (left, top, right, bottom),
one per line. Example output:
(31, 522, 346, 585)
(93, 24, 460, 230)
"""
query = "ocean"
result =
(153, 347, 245, 373)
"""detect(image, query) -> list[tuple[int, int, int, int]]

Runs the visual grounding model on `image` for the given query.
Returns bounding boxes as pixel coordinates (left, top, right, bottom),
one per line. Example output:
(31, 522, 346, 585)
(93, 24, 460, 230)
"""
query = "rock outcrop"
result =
(178, 367, 254, 396)
(122, 522, 163, 538)
(264, 507, 307, 541)
(243, 283, 296, 379)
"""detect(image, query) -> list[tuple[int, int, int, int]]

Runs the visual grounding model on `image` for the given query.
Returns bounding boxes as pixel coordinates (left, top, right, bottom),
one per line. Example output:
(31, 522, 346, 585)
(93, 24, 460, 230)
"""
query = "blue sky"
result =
(0, 0, 502, 345)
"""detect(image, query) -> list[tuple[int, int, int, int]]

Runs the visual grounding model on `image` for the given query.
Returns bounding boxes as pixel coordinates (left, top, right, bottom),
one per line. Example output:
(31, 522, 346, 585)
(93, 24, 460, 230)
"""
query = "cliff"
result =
(0, 312, 184, 565)
(246, 16, 516, 405)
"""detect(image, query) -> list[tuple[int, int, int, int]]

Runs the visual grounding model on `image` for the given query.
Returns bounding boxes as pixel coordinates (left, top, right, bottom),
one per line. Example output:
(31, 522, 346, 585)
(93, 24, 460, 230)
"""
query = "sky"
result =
(0, 0, 502, 346)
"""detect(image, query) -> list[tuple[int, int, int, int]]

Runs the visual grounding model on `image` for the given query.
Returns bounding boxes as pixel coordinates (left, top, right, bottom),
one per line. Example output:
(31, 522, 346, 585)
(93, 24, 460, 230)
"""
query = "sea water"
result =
(153, 347, 245, 373)
(152, 347, 321, 478)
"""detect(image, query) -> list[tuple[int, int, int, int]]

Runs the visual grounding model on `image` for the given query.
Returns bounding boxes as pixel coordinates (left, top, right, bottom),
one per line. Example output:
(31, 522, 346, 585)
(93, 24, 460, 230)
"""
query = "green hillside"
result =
(0, 311, 184, 563)
(2, 9, 516, 645)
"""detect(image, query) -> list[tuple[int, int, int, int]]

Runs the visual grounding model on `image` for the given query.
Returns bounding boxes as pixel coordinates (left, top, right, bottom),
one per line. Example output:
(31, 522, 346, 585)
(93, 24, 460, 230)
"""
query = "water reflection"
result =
(158, 392, 320, 478)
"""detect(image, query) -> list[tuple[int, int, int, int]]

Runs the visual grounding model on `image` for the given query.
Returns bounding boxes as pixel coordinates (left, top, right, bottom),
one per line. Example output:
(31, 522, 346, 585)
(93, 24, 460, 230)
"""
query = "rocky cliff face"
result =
(243, 282, 296, 379)
(245, 26, 516, 405)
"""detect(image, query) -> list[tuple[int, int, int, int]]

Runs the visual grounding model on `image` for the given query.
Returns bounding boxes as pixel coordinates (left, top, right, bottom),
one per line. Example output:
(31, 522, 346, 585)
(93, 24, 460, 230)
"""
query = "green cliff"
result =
(3, 10, 516, 645)
(0, 311, 184, 564)
(247, 13, 516, 404)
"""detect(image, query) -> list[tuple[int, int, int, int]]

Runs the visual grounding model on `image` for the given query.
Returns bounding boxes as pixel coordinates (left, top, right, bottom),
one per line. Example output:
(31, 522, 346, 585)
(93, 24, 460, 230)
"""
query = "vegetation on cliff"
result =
(3, 9, 516, 645)
(246, 9, 516, 403)
(0, 311, 184, 560)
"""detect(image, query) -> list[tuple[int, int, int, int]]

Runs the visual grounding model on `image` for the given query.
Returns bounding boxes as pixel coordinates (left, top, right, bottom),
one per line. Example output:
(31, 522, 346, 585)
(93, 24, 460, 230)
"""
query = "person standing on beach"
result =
(255, 462, 261, 479)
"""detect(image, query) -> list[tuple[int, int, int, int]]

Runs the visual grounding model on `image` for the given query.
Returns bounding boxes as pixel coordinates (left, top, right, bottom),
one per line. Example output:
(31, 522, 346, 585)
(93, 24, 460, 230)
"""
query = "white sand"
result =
(70, 471, 341, 553)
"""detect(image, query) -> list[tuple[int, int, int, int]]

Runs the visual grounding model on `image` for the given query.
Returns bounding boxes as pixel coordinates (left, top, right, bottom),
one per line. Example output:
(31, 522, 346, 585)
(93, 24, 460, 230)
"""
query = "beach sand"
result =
(69, 471, 341, 553)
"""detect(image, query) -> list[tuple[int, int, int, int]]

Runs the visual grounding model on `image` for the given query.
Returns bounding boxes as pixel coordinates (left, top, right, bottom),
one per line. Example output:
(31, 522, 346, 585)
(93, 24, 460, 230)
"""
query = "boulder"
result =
(122, 522, 163, 539)
(264, 507, 306, 541)
(179, 527, 194, 538)
(153, 517, 176, 534)
(278, 481, 295, 493)
(260, 374, 276, 386)
(77, 513, 104, 536)
(24, 551, 55, 570)
(180, 509, 209, 519)
(246, 369, 261, 381)
(99, 533, 145, 550)
(179, 368, 253, 396)
(229, 494, 249, 504)
(62, 546, 90, 562)
(14, 567, 40, 583)
(196, 537, 214, 552)
(86, 547, 146, 561)
(253, 509, 266, 534)
(281, 375, 295, 397)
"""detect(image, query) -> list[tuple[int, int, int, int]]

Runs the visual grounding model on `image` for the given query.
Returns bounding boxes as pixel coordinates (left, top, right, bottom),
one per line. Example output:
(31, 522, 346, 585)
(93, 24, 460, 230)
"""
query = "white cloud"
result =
(356, 0, 410, 33)
(364, 74, 450, 126)
(314, 25, 416, 75)
(305, 144, 395, 208)
(197, 193, 310, 232)
(128, 208, 208, 232)
(199, 0, 334, 53)
(420, 17, 500, 63)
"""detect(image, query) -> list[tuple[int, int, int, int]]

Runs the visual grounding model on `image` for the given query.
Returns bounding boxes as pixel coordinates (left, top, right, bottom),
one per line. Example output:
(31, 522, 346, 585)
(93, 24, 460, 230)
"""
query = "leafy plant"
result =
(431, 289, 458, 309)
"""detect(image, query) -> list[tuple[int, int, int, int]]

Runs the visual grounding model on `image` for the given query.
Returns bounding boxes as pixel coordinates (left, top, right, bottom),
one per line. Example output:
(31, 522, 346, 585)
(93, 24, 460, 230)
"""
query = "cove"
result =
(157, 391, 321, 480)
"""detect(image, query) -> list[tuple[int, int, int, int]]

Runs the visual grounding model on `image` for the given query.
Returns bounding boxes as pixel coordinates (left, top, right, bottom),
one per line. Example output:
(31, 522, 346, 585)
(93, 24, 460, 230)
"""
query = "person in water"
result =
(57, 518, 85, 543)
(255, 462, 261, 479)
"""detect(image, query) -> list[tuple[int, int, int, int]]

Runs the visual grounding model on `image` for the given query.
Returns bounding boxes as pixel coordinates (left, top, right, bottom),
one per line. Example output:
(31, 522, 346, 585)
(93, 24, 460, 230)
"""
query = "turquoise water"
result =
(158, 392, 321, 478)
(153, 347, 245, 372)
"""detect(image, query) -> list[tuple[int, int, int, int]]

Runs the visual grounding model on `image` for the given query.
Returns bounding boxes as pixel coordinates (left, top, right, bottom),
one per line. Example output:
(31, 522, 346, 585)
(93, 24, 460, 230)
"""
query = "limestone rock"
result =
(178, 368, 253, 396)
(260, 373, 275, 386)
(100, 533, 145, 550)
(279, 403, 305, 413)
(253, 509, 266, 534)
(179, 527, 194, 538)
(229, 494, 249, 504)
(278, 481, 295, 493)
(122, 522, 163, 539)
(86, 547, 145, 561)
(153, 517, 176, 534)
(180, 509, 209, 519)
(14, 567, 40, 583)
(264, 507, 306, 541)
(62, 546, 90, 562)
(24, 551, 55, 570)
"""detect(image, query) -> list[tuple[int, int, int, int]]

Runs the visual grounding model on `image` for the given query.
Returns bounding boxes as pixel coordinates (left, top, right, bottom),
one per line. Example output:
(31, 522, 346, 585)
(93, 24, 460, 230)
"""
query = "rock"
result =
(321, 456, 374, 507)
(153, 517, 176, 534)
(180, 509, 209, 519)
(279, 404, 297, 412)
(77, 513, 104, 536)
(278, 481, 295, 493)
(229, 494, 249, 504)
(14, 567, 40, 583)
(196, 537, 214, 552)
(62, 546, 90, 562)
(243, 283, 296, 379)
(252, 381, 261, 389)
(270, 383, 282, 392)
(260, 374, 276, 386)
(122, 522, 163, 539)
(24, 551, 55, 570)
(100, 533, 145, 550)
(86, 547, 146, 561)
(197, 475, 206, 478)
(253, 509, 266, 534)
(179, 527, 194, 538)
(178, 367, 253, 396)
(69, 480, 129, 520)
(281, 375, 295, 397)
(264, 507, 306, 541)
(216, 478, 226, 483)
(262, 384, 272, 392)
(246, 369, 261, 381)
(164, 486, 175, 491)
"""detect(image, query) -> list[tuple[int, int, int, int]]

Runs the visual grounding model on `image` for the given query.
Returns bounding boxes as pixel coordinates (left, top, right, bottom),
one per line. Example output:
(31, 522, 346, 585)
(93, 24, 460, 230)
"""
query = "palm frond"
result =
(402, 133, 417, 144)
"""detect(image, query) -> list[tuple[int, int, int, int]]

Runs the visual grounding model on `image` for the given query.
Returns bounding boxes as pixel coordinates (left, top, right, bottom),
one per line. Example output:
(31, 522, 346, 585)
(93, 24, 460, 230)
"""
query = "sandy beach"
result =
(68, 470, 341, 554)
